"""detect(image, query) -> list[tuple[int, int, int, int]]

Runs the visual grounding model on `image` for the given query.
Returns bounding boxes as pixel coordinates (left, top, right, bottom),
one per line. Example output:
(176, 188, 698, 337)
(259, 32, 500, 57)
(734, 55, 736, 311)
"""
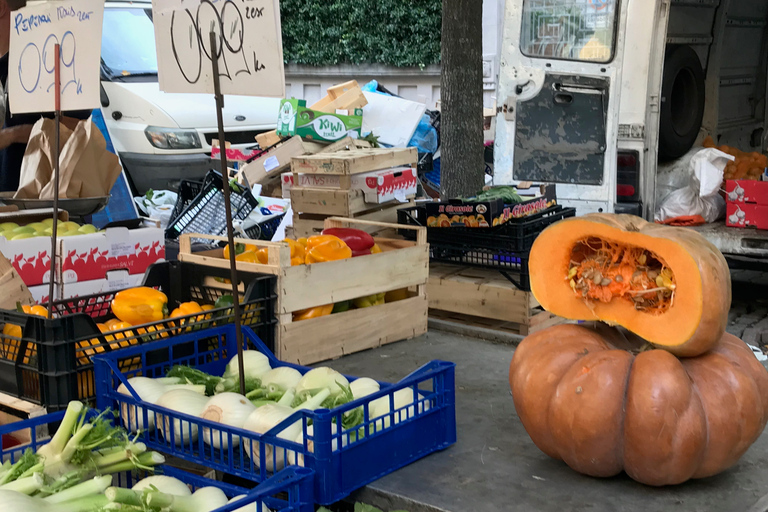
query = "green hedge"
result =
(280, 0, 442, 68)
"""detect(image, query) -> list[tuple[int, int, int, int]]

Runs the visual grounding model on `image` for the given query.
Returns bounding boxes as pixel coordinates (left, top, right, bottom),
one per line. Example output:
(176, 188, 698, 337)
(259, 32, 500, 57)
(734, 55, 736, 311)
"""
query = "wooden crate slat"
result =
(291, 148, 418, 175)
(280, 295, 428, 365)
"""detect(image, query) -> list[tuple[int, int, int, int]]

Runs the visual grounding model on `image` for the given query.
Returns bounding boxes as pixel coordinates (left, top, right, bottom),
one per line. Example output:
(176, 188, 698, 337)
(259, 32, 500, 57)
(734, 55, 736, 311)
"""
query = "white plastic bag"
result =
(655, 148, 735, 224)
(134, 190, 178, 229)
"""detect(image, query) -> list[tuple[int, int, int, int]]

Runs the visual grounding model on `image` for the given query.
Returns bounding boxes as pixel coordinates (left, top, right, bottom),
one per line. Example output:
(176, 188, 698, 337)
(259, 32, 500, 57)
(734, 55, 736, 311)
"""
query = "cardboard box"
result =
(282, 166, 418, 204)
(59, 271, 143, 300)
(240, 136, 326, 188)
(0, 209, 69, 286)
(426, 185, 557, 228)
(727, 202, 768, 230)
(59, 227, 165, 284)
(725, 179, 768, 205)
(276, 99, 363, 142)
(29, 284, 58, 304)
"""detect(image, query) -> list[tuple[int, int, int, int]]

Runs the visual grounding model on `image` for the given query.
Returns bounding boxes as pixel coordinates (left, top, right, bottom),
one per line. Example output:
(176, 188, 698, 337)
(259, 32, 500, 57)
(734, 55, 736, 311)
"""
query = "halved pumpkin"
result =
(529, 214, 730, 357)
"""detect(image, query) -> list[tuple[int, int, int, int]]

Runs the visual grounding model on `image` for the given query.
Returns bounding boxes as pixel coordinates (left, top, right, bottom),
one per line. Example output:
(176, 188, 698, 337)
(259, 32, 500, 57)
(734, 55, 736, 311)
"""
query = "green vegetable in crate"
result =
(212, 294, 238, 326)
(471, 186, 524, 204)
(332, 301, 351, 314)
(111, 287, 169, 325)
(353, 293, 386, 309)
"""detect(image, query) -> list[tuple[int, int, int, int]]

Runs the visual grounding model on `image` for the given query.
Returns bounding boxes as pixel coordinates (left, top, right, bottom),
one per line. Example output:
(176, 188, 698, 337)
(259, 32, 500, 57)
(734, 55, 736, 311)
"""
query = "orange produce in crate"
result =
(2, 305, 48, 365)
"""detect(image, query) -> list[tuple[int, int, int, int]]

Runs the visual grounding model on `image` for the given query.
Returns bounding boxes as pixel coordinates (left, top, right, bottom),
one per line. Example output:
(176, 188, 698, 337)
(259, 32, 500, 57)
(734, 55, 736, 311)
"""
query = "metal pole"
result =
(210, 31, 246, 395)
(47, 44, 61, 318)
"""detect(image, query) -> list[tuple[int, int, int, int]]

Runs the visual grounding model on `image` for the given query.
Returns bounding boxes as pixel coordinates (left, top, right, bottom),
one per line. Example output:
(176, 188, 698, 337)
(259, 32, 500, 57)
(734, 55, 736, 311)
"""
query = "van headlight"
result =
(144, 126, 202, 150)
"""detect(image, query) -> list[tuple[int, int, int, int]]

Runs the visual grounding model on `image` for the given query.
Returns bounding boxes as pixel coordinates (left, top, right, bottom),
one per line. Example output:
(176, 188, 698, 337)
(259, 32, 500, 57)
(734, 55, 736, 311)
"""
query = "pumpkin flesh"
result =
(509, 324, 768, 486)
(529, 214, 730, 357)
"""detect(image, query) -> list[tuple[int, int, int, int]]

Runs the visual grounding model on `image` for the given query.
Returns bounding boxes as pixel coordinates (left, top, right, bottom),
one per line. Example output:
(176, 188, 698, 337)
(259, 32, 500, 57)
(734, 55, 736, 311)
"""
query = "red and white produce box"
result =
(281, 166, 418, 204)
(0, 237, 53, 287)
(59, 227, 164, 284)
(726, 202, 768, 230)
(59, 271, 144, 300)
(725, 179, 768, 205)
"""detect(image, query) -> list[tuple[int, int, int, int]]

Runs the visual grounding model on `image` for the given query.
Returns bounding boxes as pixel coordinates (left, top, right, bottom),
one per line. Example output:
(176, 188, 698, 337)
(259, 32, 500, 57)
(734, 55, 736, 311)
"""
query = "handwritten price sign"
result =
(152, 0, 285, 97)
(8, 0, 104, 114)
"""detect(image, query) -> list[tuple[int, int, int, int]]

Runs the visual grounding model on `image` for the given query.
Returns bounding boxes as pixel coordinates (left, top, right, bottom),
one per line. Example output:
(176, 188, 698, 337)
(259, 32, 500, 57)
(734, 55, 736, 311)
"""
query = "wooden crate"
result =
(428, 264, 566, 336)
(291, 147, 418, 177)
(292, 201, 412, 238)
(178, 218, 428, 365)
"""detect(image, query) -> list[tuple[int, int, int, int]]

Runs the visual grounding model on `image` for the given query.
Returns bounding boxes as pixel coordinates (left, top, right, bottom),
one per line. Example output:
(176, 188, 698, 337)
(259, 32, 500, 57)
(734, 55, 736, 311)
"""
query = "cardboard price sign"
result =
(151, 0, 285, 97)
(8, 0, 104, 114)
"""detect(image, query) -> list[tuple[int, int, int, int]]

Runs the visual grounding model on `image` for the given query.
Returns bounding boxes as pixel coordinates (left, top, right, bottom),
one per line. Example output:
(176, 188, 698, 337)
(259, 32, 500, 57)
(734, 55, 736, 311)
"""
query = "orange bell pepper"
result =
(305, 239, 352, 264)
(284, 239, 306, 266)
(371, 244, 382, 254)
(223, 243, 257, 260)
(297, 238, 308, 248)
(292, 304, 334, 321)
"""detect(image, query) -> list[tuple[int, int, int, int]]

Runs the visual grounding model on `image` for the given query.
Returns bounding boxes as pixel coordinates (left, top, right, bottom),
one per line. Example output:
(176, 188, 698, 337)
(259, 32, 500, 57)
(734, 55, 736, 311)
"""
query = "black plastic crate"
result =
(398, 204, 576, 252)
(0, 261, 277, 410)
(166, 170, 260, 241)
(169, 179, 205, 225)
(430, 243, 532, 291)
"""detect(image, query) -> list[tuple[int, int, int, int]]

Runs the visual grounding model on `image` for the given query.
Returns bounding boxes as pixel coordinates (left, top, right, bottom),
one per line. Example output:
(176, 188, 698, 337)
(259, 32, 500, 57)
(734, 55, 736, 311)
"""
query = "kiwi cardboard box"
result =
(275, 98, 363, 142)
(0, 208, 69, 286)
(58, 227, 165, 284)
(425, 185, 557, 228)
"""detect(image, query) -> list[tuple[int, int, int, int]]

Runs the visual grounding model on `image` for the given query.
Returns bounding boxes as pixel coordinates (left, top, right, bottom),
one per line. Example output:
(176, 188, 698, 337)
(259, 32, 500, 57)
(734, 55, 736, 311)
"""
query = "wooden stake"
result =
(47, 44, 61, 317)
(210, 31, 246, 395)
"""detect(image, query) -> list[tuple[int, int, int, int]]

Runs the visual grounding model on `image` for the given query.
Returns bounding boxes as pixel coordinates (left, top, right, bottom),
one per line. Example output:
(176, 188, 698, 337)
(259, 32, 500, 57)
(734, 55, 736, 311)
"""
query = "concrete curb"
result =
(350, 487, 453, 512)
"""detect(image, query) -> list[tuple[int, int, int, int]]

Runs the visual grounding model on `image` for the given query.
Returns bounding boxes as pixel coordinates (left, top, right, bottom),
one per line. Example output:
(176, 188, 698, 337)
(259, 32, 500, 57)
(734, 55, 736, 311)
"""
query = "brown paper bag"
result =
(15, 116, 122, 199)
(14, 118, 74, 199)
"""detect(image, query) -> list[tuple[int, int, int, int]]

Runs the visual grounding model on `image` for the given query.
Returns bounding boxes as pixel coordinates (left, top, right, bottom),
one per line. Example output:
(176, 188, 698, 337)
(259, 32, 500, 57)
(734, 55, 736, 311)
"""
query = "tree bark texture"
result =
(440, 0, 485, 199)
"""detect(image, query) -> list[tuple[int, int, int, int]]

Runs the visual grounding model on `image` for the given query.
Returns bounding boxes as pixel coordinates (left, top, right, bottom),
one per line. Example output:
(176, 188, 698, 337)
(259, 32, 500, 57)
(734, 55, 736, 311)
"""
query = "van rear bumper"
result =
(120, 152, 213, 194)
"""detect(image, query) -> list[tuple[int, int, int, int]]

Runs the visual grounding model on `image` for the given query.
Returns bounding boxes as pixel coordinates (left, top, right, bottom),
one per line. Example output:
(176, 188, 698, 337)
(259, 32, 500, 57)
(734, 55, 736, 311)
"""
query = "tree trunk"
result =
(440, 0, 484, 199)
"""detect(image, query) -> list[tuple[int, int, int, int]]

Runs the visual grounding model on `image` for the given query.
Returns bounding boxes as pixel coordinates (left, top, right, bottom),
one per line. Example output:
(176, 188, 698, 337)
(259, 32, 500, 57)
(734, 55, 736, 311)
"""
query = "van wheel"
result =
(659, 45, 706, 160)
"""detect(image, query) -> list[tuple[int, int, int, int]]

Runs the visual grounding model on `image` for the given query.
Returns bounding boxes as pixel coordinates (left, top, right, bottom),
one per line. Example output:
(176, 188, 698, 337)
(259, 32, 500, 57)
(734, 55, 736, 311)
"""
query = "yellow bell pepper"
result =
(353, 293, 386, 309)
(371, 244, 382, 254)
(111, 287, 168, 325)
(235, 248, 269, 264)
(306, 235, 342, 250)
(2, 305, 48, 365)
(385, 288, 410, 303)
(223, 243, 257, 260)
(305, 239, 352, 264)
(292, 304, 334, 322)
(297, 238, 308, 248)
(284, 239, 306, 266)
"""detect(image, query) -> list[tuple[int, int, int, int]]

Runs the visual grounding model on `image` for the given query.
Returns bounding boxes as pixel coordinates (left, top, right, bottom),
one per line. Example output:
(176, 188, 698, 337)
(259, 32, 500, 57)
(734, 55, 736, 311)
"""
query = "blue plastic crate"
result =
(93, 324, 457, 505)
(0, 411, 314, 512)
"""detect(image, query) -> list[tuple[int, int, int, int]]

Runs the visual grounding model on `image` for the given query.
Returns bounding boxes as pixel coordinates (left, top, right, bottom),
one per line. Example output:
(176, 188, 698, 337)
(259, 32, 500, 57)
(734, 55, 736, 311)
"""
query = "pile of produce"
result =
(0, 220, 100, 241)
(0, 400, 167, 512)
(221, 229, 408, 322)
(703, 136, 767, 181)
(511, 213, 768, 486)
(117, 351, 427, 470)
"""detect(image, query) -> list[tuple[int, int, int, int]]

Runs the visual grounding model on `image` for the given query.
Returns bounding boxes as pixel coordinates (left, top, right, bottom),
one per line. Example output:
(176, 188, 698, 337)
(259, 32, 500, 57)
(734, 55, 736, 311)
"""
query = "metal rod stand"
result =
(47, 44, 61, 318)
(210, 31, 246, 395)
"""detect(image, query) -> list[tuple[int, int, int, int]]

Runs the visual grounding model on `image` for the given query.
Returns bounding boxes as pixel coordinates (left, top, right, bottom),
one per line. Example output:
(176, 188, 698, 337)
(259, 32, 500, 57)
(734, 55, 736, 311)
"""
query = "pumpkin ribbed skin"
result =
(509, 324, 768, 486)
(528, 214, 731, 357)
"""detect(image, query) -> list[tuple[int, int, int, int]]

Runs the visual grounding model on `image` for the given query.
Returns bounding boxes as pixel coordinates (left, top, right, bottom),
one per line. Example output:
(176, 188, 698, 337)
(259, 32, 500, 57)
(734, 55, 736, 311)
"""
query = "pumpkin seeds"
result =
(615, 275, 624, 283)
(601, 278, 612, 287)
(647, 270, 659, 280)
(570, 279, 577, 290)
(638, 253, 647, 265)
(592, 273, 603, 285)
(568, 267, 578, 279)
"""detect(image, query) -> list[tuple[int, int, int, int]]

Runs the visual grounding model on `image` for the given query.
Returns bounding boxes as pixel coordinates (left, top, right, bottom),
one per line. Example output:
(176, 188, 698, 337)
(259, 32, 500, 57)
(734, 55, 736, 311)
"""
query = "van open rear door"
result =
(495, 0, 627, 215)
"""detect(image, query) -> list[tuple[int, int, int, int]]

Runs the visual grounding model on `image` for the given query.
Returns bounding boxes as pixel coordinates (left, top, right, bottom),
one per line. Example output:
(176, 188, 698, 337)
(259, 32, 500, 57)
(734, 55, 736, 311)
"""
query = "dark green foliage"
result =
(280, 0, 442, 67)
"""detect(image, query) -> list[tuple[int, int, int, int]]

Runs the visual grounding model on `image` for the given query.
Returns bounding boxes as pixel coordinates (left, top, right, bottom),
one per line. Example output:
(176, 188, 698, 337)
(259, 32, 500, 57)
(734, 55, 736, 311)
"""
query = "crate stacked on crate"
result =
(0, 260, 277, 411)
(398, 198, 577, 336)
(177, 217, 428, 365)
(288, 148, 419, 237)
(93, 323, 457, 506)
(0, 410, 315, 512)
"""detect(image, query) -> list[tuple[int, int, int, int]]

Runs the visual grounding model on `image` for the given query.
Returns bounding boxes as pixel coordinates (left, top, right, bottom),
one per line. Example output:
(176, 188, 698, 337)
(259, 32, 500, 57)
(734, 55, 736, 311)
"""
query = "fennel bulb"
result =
(242, 388, 331, 472)
(369, 388, 430, 430)
(131, 475, 192, 496)
(117, 377, 205, 432)
(228, 494, 274, 512)
(350, 378, 380, 399)
(293, 423, 347, 467)
(156, 389, 210, 445)
(145, 485, 228, 512)
(200, 393, 256, 449)
(260, 367, 302, 392)
(295, 368, 349, 399)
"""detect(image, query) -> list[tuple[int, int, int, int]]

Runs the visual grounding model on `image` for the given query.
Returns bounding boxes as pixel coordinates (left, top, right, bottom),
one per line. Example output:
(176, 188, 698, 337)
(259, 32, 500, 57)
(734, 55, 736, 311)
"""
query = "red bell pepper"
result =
(322, 228, 375, 257)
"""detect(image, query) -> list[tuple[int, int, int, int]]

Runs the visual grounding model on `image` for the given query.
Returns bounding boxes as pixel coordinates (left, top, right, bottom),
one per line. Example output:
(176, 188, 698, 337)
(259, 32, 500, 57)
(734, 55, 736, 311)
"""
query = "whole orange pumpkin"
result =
(509, 323, 768, 486)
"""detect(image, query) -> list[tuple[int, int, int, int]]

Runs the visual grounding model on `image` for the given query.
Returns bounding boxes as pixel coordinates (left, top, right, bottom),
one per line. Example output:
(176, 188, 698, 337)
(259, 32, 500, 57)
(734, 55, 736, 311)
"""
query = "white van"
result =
(495, 0, 768, 259)
(99, 0, 281, 194)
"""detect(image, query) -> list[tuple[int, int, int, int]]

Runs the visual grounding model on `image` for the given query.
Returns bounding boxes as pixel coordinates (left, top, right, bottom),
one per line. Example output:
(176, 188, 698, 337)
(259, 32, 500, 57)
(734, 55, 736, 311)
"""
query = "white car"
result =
(99, 0, 281, 193)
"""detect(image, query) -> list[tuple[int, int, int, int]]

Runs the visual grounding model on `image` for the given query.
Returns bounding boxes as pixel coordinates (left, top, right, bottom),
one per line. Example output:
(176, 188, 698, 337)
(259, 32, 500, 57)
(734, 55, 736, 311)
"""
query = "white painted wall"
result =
(284, 0, 504, 110)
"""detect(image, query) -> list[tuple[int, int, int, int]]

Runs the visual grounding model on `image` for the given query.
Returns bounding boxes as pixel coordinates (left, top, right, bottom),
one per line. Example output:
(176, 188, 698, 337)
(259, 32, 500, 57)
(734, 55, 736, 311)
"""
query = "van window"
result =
(101, 8, 158, 77)
(520, 0, 618, 63)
